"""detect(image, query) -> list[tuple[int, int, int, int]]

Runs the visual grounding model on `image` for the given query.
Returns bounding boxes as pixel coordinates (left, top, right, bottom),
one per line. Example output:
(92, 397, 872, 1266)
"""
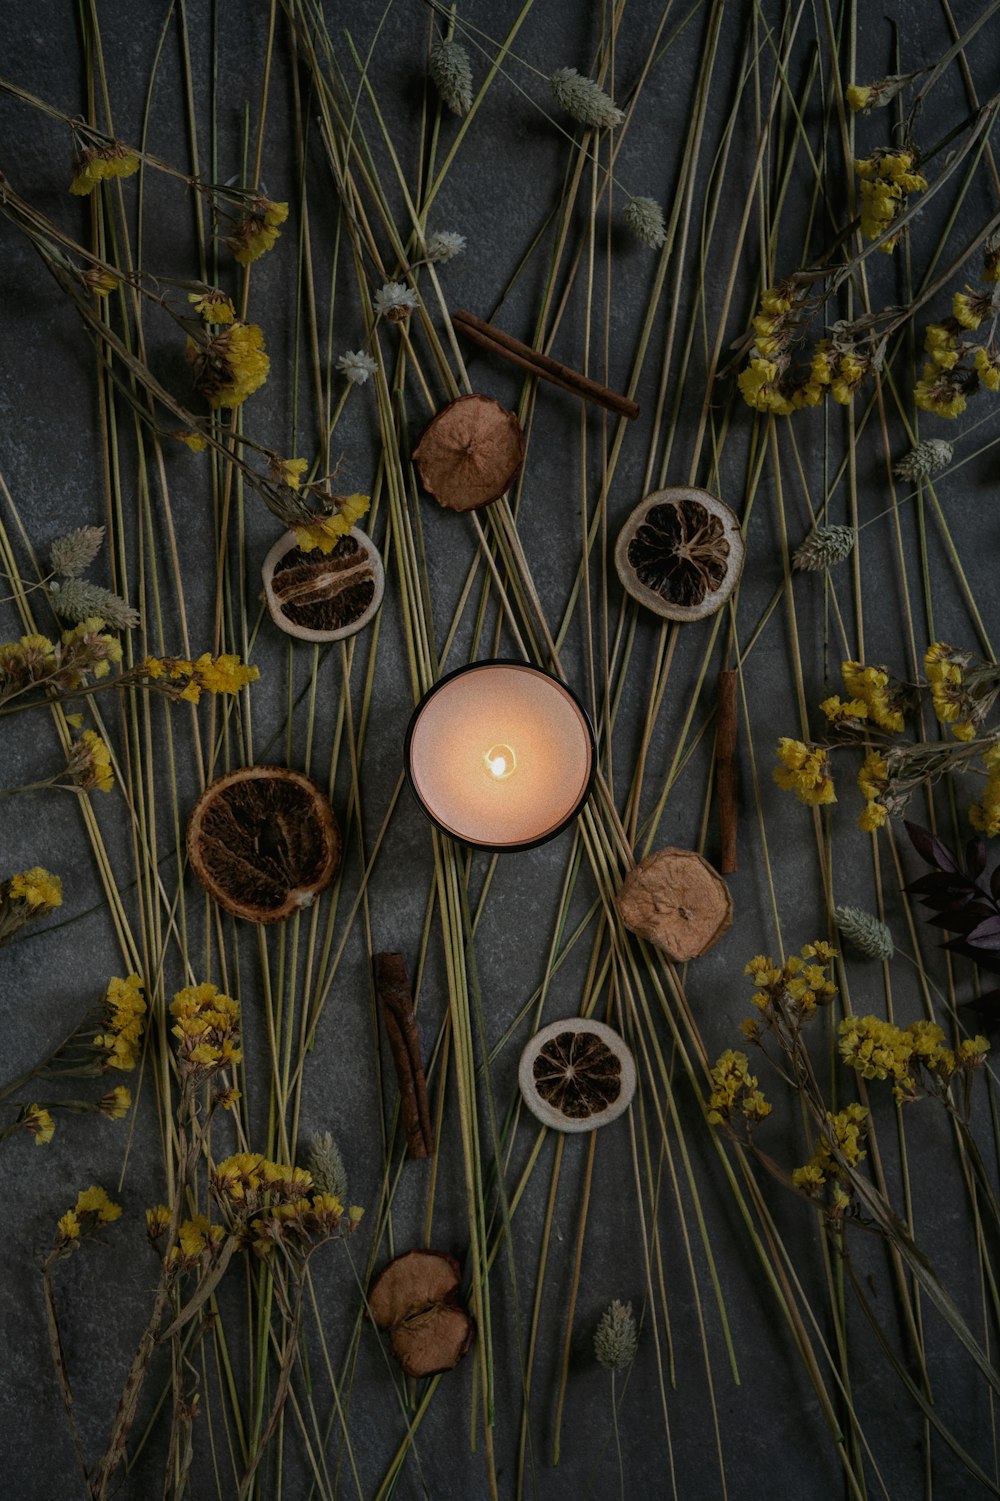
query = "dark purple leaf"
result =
(964, 915, 1000, 949)
(905, 820, 960, 873)
(904, 872, 973, 899)
(922, 900, 994, 930)
(943, 940, 1000, 974)
(925, 909, 974, 931)
(961, 990, 1000, 1030)
(954, 900, 990, 924)
(966, 837, 987, 879)
(991, 863, 1000, 903)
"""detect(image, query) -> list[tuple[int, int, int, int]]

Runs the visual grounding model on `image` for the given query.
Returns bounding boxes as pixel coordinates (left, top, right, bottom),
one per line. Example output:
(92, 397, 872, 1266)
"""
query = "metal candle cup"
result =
(404, 661, 596, 852)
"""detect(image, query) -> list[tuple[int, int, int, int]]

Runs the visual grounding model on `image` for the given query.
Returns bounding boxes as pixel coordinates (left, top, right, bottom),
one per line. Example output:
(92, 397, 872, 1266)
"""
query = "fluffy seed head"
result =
(893, 438, 953, 482)
(594, 1299, 638, 1371)
(50, 578, 139, 630)
(834, 905, 894, 961)
(424, 230, 466, 264)
(307, 1131, 348, 1201)
(50, 526, 105, 578)
(793, 525, 857, 571)
(430, 37, 473, 116)
(549, 68, 624, 130)
(624, 196, 666, 248)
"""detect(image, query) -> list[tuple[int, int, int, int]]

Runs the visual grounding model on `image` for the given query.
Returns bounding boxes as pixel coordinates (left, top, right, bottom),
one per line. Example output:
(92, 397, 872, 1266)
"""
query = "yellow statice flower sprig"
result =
(170, 983, 242, 1080)
(294, 493, 371, 554)
(744, 944, 838, 1039)
(854, 149, 927, 252)
(70, 140, 140, 195)
(210, 1151, 363, 1259)
(913, 281, 1000, 419)
(186, 321, 270, 409)
(705, 1051, 772, 1132)
(0, 619, 122, 711)
(792, 1103, 869, 1217)
(0, 867, 62, 948)
(0, 1103, 56, 1147)
(225, 197, 289, 266)
(773, 739, 836, 805)
(141, 652, 259, 704)
(47, 1184, 122, 1263)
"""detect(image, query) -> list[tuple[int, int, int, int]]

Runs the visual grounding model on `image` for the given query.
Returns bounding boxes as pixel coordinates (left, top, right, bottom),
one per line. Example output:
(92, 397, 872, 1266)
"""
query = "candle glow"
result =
(406, 663, 594, 851)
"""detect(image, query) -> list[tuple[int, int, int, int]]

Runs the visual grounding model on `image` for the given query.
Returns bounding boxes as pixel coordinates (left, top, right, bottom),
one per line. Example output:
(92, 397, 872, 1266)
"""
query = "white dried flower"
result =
(307, 1131, 348, 1200)
(424, 230, 466, 264)
(624, 196, 666, 249)
(429, 37, 473, 117)
(793, 524, 857, 571)
(549, 68, 624, 130)
(337, 349, 379, 386)
(594, 1299, 638, 1371)
(835, 905, 894, 961)
(49, 577, 139, 630)
(374, 281, 419, 323)
(893, 438, 953, 482)
(50, 526, 105, 578)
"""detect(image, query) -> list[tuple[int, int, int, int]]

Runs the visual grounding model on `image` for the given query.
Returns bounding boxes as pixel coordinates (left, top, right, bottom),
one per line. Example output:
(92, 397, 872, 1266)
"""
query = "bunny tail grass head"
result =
(835, 905, 894, 961)
(430, 37, 473, 116)
(549, 67, 624, 129)
(624, 196, 666, 248)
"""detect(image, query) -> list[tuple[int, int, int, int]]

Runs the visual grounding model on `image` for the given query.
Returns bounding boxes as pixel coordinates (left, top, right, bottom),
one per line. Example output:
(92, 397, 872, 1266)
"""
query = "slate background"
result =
(1, 1, 999, 1497)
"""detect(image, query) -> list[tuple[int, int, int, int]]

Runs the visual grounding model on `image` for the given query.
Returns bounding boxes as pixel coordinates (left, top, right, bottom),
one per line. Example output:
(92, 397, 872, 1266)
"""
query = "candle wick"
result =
(484, 743, 517, 780)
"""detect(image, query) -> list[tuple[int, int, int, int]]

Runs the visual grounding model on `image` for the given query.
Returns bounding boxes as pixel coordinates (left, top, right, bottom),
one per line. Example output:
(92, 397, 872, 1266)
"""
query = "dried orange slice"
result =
(368, 1250, 474, 1377)
(262, 528, 384, 642)
(518, 1017, 636, 1133)
(186, 766, 340, 923)
(413, 393, 524, 511)
(616, 847, 732, 960)
(615, 487, 744, 621)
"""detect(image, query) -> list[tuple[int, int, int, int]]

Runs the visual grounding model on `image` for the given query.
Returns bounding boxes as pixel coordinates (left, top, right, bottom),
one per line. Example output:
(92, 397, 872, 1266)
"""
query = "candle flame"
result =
(484, 743, 517, 780)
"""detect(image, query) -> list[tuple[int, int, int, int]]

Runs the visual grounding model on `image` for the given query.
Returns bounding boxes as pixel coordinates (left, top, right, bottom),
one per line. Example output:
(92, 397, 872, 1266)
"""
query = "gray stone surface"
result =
(0, 1, 999, 1497)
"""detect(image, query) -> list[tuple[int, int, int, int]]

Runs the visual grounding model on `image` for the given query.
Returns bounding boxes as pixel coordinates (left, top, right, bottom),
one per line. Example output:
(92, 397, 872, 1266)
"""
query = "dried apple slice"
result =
(518, 1017, 636, 1133)
(186, 766, 341, 923)
(615, 487, 744, 621)
(412, 393, 524, 512)
(262, 528, 384, 642)
(616, 847, 733, 960)
(368, 1249, 474, 1377)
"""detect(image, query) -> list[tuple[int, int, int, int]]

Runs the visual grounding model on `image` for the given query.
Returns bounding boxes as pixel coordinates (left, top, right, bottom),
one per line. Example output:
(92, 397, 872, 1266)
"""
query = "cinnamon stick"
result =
(452, 308, 640, 422)
(375, 952, 434, 1159)
(715, 669, 739, 875)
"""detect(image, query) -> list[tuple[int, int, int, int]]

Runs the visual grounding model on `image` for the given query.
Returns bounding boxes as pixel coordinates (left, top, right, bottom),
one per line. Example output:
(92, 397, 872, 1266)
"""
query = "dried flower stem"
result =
(40, 1263, 89, 1486)
(715, 669, 739, 874)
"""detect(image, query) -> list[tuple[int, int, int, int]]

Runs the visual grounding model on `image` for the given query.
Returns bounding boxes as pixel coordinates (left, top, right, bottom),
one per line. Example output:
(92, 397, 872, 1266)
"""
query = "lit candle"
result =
(404, 661, 595, 852)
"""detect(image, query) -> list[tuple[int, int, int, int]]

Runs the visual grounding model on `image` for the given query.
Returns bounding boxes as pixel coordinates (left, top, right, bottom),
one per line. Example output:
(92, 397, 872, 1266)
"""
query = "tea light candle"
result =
(404, 661, 595, 852)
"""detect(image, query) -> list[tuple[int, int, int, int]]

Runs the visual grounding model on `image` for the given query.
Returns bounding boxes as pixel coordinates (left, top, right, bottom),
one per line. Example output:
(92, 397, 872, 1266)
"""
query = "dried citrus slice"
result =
(262, 528, 384, 642)
(186, 765, 341, 923)
(412, 393, 524, 511)
(518, 1017, 636, 1133)
(615, 487, 744, 621)
(368, 1249, 474, 1377)
(616, 847, 732, 960)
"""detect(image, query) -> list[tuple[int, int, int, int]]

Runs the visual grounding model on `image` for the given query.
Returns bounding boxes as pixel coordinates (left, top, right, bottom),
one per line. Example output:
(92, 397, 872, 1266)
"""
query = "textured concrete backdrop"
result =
(1, 1, 999, 1497)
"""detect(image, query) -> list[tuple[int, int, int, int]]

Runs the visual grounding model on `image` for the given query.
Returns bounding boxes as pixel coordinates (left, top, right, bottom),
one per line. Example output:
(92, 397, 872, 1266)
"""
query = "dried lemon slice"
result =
(262, 528, 384, 642)
(518, 1017, 636, 1133)
(186, 765, 341, 923)
(615, 487, 744, 622)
